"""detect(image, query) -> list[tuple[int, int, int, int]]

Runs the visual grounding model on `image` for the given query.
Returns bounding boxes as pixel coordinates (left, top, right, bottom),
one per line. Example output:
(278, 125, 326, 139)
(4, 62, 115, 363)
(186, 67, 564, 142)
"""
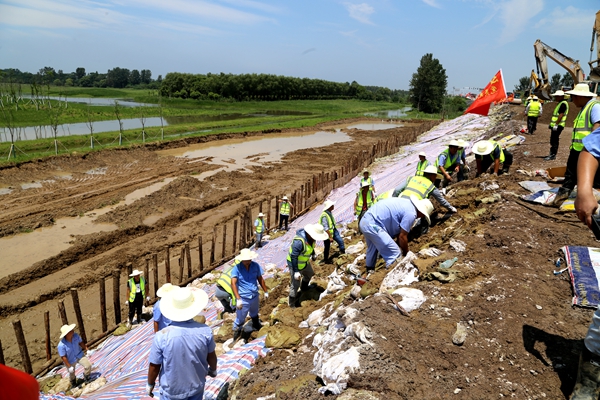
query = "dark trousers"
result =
(527, 116, 538, 134)
(128, 293, 143, 322)
(323, 229, 346, 261)
(549, 126, 564, 156)
(479, 150, 513, 174)
(279, 214, 289, 230)
(434, 164, 465, 188)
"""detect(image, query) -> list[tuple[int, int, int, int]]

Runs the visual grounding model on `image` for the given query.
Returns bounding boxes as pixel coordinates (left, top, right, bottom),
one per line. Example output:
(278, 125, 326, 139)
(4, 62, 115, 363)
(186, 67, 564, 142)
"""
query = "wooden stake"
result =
(144, 258, 150, 286)
(99, 278, 108, 333)
(178, 257, 184, 284)
(12, 320, 32, 374)
(58, 300, 68, 325)
(265, 203, 270, 231)
(221, 224, 227, 259)
(259, 201, 263, 213)
(152, 254, 159, 297)
(198, 236, 204, 271)
(44, 311, 51, 361)
(275, 196, 279, 227)
(113, 270, 121, 325)
(232, 220, 238, 252)
(185, 243, 192, 278)
(246, 206, 252, 243)
(126, 262, 133, 277)
(0, 340, 4, 365)
(165, 247, 171, 283)
(70, 288, 87, 343)
(211, 226, 217, 265)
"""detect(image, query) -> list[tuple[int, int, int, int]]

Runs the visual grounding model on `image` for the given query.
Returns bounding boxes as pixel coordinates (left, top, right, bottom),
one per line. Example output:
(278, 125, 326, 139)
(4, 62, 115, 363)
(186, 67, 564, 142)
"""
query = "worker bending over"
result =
(472, 140, 513, 176)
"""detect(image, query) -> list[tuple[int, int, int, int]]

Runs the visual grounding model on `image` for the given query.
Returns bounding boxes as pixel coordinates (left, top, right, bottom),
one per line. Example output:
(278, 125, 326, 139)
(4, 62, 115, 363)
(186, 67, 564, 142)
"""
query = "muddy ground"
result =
(1, 106, 598, 399)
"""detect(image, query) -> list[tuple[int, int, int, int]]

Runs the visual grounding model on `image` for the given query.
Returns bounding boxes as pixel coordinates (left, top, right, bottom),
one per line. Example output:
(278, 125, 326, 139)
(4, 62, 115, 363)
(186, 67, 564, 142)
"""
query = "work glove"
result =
(294, 272, 301, 281)
(263, 292, 269, 299)
(449, 206, 457, 213)
(552, 125, 558, 132)
(311, 254, 317, 261)
(68, 366, 74, 374)
(145, 383, 155, 397)
(86, 350, 94, 357)
(146, 296, 151, 302)
(208, 367, 218, 378)
(124, 300, 129, 306)
(236, 299, 243, 310)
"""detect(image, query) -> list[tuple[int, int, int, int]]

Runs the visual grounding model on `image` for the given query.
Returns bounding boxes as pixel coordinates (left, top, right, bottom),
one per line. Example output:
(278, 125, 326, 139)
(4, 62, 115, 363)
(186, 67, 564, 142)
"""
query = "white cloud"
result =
(497, 0, 543, 44)
(218, 0, 283, 14)
(344, 2, 375, 25)
(534, 6, 596, 37)
(421, 0, 441, 9)
(339, 30, 357, 37)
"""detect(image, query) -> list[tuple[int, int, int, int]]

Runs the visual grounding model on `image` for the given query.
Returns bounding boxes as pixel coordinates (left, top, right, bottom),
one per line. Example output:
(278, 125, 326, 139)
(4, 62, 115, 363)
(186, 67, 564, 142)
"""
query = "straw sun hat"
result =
(129, 269, 143, 277)
(418, 151, 427, 157)
(409, 195, 433, 225)
(322, 200, 335, 211)
(160, 287, 209, 322)
(472, 140, 495, 156)
(565, 83, 597, 97)
(59, 324, 76, 339)
(156, 283, 179, 298)
(304, 223, 329, 241)
(237, 248, 258, 261)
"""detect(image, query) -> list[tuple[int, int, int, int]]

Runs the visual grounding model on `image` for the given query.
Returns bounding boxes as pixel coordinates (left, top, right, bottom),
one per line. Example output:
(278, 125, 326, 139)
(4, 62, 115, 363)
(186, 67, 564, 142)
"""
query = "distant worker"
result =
(320, 200, 346, 264)
(524, 94, 533, 108)
(524, 95, 542, 134)
(286, 224, 328, 308)
(359, 196, 433, 276)
(278, 196, 294, 231)
(153, 283, 177, 333)
(360, 169, 376, 195)
(554, 83, 600, 205)
(544, 90, 569, 161)
(355, 181, 376, 225)
(472, 140, 513, 176)
(396, 165, 457, 214)
(435, 139, 464, 188)
(215, 264, 237, 319)
(58, 324, 91, 386)
(415, 151, 430, 177)
(127, 269, 150, 326)
(231, 248, 269, 341)
(147, 287, 217, 399)
(254, 212, 265, 248)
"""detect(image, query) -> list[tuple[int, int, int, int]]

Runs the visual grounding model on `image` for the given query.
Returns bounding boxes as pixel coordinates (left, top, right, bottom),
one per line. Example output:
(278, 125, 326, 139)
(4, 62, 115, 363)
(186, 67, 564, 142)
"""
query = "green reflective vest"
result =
(415, 160, 429, 177)
(286, 236, 314, 270)
(355, 189, 375, 215)
(550, 100, 569, 128)
(216, 266, 236, 306)
(435, 148, 460, 170)
(485, 140, 505, 163)
(128, 277, 145, 302)
(376, 189, 393, 202)
(571, 100, 600, 151)
(360, 176, 374, 187)
(400, 176, 435, 200)
(280, 201, 290, 216)
(320, 211, 335, 235)
(527, 101, 541, 117)
(255, 218, 264, 233)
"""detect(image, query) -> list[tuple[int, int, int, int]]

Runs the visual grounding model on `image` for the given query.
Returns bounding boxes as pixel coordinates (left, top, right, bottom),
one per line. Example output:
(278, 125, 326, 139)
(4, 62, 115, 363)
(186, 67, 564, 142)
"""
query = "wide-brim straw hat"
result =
(448, 139, 460, 147)
(59, 324, 76, 339)
(160, 287, 208, 322)
(532, 95, 539, 100)
(323, 200, 335, 211)
(472, 140, 495, 155)
(418, 151, 427, 157)
(257, 212, 264, 217)
(238, 248, 258, 261)
(551, 90, 565, 97)
(129, 269, 143, 277)
(156, 283, 179, 298)
(304, 223, 329, 241)
(566, 83, 597, 97)
(456, 139, 468, 148)
(282, 196, 288, 200)
(423, 165, 438, 174)
(409, 195, 433, 225)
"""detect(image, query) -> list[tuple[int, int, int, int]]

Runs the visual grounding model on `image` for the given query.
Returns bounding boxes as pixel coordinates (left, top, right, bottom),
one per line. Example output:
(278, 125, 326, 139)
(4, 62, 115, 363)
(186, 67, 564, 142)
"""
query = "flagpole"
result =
(499, 68, 507, 97)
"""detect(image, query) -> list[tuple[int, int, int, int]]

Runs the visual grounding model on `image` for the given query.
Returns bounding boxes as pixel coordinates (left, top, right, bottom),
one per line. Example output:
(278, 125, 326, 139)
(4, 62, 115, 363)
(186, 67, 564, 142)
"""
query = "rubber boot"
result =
(544, 154, 556, 161)
(288, 296, 297, 309)
(553, 187, 571, 206)
(300, 280, 310, 292)
(502, 166, 510, 175)
(251, 316, 262, 331)
(233, 328, 242, 342)
(571, 347, 600, 399)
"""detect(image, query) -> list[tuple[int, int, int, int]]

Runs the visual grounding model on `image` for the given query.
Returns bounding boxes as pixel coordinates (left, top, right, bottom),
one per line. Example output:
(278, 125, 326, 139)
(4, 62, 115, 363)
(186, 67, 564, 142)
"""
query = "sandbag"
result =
(264, 326, 301, 349)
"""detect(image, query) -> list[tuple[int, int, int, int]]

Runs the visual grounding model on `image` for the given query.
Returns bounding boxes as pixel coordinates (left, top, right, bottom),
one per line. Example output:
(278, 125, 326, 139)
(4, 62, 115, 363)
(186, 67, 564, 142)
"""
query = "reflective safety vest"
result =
(527, 101, 541, 117)
(483, 140, 505, 163)
(255, 218, 264, 234)
(400, 176, 435, 200)
(415, 160, 429, 177)
(286, 236, 314, 270)
(435, 148, 460, 171)
(216, 266, 236, 306)
(320, 211, 335, 235)
(376, 189, 394, 202)
(355, 189, 375, 215)
(571, 100, 600, 151)
(360, 176, 374, 187)
(128, 277, 145, 302)
(280, 201, 290, 216)
(550, 100, 569, 128)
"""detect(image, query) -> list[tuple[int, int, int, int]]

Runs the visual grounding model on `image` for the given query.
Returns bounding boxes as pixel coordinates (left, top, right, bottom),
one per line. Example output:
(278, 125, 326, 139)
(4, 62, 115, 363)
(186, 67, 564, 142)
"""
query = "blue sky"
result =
(0, 0, 598, 93)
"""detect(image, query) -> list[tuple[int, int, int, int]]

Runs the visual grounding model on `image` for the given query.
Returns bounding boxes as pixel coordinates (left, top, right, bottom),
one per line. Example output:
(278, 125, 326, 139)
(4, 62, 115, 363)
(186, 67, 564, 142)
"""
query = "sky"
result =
(0, 0, 598, 93)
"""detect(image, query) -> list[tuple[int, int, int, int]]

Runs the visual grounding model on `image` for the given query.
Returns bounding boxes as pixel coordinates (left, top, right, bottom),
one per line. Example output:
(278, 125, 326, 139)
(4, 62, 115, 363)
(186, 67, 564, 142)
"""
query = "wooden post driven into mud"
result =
(144, 259, 150, 287)
(198, 236, 204, 271)
(0, 340, 4, 365)
(246, 206, 252, 244)
(185, 244, 192, 278)
(126, 262, 133, 277)
(211, 227, 217, 265)
(275, 196, 279, 227)
(44, 311, 51, 361)
(165, 247, 171, 283)
(222, 224, 227, 260)
(70, 289, 87, 343)
(112, 270, 121, 325)
(58, 300, 68, 325)
(178, 257, 184, 284)
(232, 220, 238, 254)
(12, 320, 32, 374)
(266, 201, 271, 230)
(99, 278, 108, 333)
(153, 254, 159, 297)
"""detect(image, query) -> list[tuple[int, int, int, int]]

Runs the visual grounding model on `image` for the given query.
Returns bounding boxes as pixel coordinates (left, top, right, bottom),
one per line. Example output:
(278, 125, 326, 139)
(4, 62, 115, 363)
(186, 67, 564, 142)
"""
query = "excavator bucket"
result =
(590, 66, 600, 81)
(533, 84, 552, 101)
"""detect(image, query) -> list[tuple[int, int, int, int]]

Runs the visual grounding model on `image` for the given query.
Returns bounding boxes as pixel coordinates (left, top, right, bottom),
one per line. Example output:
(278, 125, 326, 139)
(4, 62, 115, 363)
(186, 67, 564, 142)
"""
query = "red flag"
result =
(464, 70, 507, 116)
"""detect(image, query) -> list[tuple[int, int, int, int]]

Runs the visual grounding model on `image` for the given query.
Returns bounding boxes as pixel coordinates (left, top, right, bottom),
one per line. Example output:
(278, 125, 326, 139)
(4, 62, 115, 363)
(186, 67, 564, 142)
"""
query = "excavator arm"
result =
(533, 39, 585, 100)
(590, 10, 600, 81)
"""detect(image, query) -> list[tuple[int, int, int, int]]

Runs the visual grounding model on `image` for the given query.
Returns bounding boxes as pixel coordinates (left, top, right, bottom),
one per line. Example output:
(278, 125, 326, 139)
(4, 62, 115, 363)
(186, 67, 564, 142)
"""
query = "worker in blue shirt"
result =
(57, 324, 91, 385)
(153, 283, 178, 333)
(231, 248, 269, 341)
(147, 287, 217, 400)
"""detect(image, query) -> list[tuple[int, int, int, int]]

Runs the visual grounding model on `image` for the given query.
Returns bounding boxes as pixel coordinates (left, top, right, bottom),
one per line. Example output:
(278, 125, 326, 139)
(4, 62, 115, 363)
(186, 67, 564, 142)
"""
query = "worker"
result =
(472, 140, 513, 176)
(415, 151, 430, 176)
(278, 196, 294, 231)
(360, 169, 376, 195)
(544, 90, 569, 161)
(359, 196, 433, 276)
(524, 95, 542, 135)
(153, 283, 178, 333)
(286, 223, 328, 308)
(524, 94, 533, 108)
(354, 181, 376, 225)
(127, 269, 150, 326)
(147, 287, 217, 399)
(254, 212, 265, 248)
(215, 264, 237, 318)
(397, 165, 457, 213)
(57, 324, 91, 386)
(554, 83, 600, 205)
(231, 248, 269, 341)
(571, 125, 600, 399)
(435, 139, 464, 188)
(320, 200, 346, 264)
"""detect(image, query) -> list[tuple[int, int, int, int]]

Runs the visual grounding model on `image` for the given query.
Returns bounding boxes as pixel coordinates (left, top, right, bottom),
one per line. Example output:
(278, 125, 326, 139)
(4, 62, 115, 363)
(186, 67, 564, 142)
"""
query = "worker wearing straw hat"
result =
(127, 269, 149, 326)
(472, 139, 513, 176)
(544, 89, 569, 161)
(153, 283, 179, 333)
(396, 165, 457, 214)
(147, 287, 217, 399)
(435, 139, 465, 188)
(360, 169, 376, 196)
(57, 324, 91, 385)
(287, 223, 329, 308)
(278, 196, 294, 231)
(415, 151, 430, 177)
(355, 180, 376, 226)
(231, 248, 269, 341)
(524, 95, 542, 135)
(320, 200, 346, 264)
(254, 212, 265, 248)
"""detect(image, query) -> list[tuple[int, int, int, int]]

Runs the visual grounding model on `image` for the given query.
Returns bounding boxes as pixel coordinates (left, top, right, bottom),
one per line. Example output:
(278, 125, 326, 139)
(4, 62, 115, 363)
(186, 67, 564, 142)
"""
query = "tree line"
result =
(513, 71, 574, 95)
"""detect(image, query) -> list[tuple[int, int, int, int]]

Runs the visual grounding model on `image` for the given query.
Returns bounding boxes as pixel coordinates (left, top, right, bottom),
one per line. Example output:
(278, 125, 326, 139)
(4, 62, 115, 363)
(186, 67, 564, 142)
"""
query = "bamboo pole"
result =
(185, 243, 192, 278)
(113, 270, 121, 325)
(211, 227, 217, 265)
(165, 247, 171, 283)
(153, 254, 159, 297)
(45, 311, 51, 361)
(198, 236, 204, 271)
(12, 320, 32, 374)
(221, 224, 227, 260)
(58, 300, 68, 325)
(70, 288, 87, 343)
(99, 278, 107, 333)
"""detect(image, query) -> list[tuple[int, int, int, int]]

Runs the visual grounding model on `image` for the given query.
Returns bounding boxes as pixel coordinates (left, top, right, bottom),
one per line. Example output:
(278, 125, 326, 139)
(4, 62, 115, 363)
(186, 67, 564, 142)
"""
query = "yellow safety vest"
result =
(355, 190, 375, 215)
(128, 277, 145, 302)
(527, 101, 541, 117)
(320, 211, 335, 235)
(286, 236, 313, 270)
(435, 148, 460, 171)
(255, 218, 264, 234)
(550, 100, 569, 128)
(216, 266, 236, 306)
(360, 176, 374, 187)
(484, 140, 505, 163)
(280, 202, 290, 216)
(376, 189, 393, 202)
(400, 176, 435, 200)
(571, 100, 600, 151)
(415, 160, 429, 177)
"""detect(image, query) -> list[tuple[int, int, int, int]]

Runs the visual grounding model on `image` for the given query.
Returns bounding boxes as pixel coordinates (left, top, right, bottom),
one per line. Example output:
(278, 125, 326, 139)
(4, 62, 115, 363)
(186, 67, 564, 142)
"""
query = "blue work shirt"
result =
(231, 261, 263, 300)
(288, 229, 312, 272)
(153, 300, 172, 331)
(149, 320, 216, 400)
(364, 197, 417, 237)
(57, 333, 84, 365)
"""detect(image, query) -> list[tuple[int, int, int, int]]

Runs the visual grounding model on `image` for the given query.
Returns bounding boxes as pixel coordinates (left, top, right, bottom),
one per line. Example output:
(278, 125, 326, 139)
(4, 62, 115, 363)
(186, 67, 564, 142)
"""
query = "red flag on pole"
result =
(464, 69, 507, 116)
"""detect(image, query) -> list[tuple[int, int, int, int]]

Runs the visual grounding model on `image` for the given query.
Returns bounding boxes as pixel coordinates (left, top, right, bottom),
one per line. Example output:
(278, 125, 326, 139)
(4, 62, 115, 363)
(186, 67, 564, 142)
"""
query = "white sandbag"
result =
(449, 239, 466, 252)
(306, 308, 327, 327)
(318, 347, 361, 389)
(480, 181, 499, 191)
(80, 377, 107, 395)
(379, 252, 418, 293)
(345, 241, 365, 254)
(320, 271, 347, 300)
(418, 247, 443, 258)
(344, 322, 374, 346)
(392, 287, 427, 312)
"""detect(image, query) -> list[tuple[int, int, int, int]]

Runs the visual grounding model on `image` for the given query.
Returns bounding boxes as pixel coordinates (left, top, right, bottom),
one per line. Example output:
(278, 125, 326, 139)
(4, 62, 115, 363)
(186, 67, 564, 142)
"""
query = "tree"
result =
(550, 73, 561, 93)
(514, 76, 530, 93)
(130, 69, 141, 85)
(141, 69, 152, 84)
(408, 53, 447, 113)
(560, 72, 574, 89)
(76, 67, 86, 81)
(106, 67, 130, 88)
